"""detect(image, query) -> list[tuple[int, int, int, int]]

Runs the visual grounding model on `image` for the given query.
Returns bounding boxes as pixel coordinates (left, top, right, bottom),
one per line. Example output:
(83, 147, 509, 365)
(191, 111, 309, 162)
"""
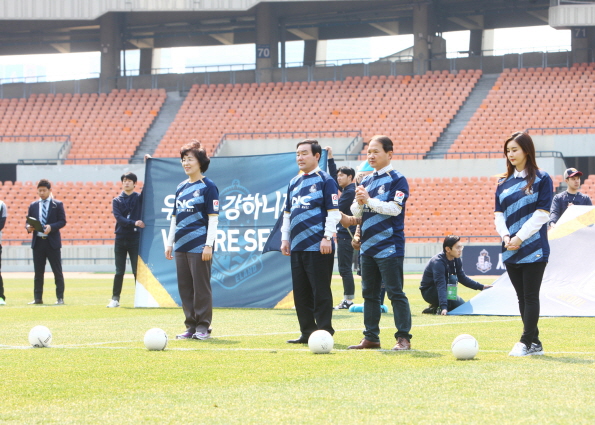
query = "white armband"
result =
(205, 215, 218, 247)
(166, 217, 176, 248)
(324, 210, 341, 238)
(281, 212, 291, 241)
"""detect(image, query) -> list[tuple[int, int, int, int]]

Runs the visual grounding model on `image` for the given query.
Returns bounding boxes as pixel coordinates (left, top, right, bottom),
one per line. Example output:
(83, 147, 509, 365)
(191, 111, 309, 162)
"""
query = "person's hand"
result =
(144, 154, 152, 161)
(351, 238, 361, 250)
(506, 236, 522, 250)
(568, 202, 574, 207)
(320, 237, 332, 254)
(482, 285, 493, 291)
(355, 185, 369, 205)
(202, 246, 212, 262)
(440, 309, 448, 316)
(26, 225, 33, 234)
(502, 235, 510, 245)
(43, 225, 51, 235)
(340, 212, 359, 228)
(165, 246, 173, 260)
(325, 146, 333, 159)
(135, 220, 145, 228)
(281, 240, 291, 256)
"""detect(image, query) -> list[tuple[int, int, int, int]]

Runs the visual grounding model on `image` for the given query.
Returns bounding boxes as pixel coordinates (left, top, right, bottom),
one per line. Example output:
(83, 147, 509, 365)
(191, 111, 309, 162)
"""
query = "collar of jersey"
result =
(513, 168, 527, 178)
(374, 164, 393, 176)
(303, 166, 321, 176)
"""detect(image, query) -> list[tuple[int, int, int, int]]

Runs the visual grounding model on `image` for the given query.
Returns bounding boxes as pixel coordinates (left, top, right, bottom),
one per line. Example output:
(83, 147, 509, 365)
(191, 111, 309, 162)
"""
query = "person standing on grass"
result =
(419, 235, 491, 315)
(107, 172, 145, 308)
(494, 131, 553, 357)
(548, 167, 592, 230)
(281, 139, 340, 344)
(26, 179, 67, 305)
(165, 140, 219, 341)
(325, 146, 357, 310)
(347, 135, 412, 351)
(0, 198, 6, 305)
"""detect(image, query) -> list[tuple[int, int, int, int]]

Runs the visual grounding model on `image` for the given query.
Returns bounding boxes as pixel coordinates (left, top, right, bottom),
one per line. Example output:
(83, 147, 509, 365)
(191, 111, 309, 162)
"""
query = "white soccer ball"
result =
(144, 328, 168, 351)
(308, 330, 334, 354)
(28, 325, 52, 348)
(451, 334, 479, 360)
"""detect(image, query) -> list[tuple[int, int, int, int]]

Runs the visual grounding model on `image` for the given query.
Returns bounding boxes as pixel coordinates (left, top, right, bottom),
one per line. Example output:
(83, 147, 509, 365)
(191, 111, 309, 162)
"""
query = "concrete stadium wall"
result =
(17, 163, 147, 183)
(217, 137, 356, 157)
(0, 142, 66, 163)
(533, 134, 595, 157)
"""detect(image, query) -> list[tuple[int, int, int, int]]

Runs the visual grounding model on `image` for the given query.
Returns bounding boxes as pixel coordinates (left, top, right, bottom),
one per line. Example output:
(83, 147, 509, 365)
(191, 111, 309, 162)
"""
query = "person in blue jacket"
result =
(419, 235, 491, 315)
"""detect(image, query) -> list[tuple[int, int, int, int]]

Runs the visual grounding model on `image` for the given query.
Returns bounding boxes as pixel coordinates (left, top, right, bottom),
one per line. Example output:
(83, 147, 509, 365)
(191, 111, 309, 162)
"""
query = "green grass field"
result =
(1, 273, 594, 424)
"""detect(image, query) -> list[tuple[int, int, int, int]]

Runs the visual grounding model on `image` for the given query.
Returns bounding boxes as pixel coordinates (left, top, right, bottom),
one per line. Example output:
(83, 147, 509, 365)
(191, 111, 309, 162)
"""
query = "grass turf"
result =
(1, 273, 594, 424)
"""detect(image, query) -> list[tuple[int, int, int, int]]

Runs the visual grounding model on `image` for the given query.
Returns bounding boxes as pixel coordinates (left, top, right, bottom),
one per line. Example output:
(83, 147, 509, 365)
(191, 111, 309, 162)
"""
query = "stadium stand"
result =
(404, 174, 563, 243)
(450, 64, 595, 154)
(1, 174, 563, 246)
(0, 180, 142, 245)
(0, 89, 166, 164)
(153, 70, 482, 158)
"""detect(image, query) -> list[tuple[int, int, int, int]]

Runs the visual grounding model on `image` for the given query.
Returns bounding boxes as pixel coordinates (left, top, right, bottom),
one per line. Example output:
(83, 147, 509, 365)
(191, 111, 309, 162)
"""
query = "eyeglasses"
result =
(180, 157, 197, 164)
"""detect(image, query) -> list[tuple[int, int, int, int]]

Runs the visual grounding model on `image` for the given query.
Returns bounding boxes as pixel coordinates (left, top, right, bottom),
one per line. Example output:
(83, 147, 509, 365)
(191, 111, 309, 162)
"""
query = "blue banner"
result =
(135, 152, 301, 308)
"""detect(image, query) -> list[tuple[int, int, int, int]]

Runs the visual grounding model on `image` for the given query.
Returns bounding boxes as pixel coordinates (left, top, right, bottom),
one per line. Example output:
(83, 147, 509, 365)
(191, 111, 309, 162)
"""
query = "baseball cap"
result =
(564, 168, 583, 179)
(358, 161, 374, 172)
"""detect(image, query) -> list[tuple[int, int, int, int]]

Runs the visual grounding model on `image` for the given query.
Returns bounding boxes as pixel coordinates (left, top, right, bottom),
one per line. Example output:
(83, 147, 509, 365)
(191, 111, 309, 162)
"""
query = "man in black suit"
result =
(25, 179, 67, 305)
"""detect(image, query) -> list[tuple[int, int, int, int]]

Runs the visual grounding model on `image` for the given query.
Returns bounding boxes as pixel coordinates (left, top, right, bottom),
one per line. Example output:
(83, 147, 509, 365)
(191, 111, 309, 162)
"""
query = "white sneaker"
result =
(0, 298, 5, 305)
(509, 342, 529, 357)
(192, 332, 211, 340)
(106, 299, 120, 308)
(527, 342, 544, 356)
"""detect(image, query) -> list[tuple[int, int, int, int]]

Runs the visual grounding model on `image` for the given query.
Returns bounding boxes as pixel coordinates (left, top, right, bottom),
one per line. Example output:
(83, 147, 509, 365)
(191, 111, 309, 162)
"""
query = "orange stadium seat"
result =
(0, 89, 166, 164)
(450, 65, 595, 153)
(153, 71, 481, 158)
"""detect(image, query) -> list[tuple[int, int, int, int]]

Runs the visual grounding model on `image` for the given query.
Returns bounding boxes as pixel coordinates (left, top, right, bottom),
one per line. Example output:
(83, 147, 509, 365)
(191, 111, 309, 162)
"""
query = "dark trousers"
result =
(290, 250, 335, 337)
(0, 244, 4, 301)
(506, 261, 547, 348)
(175, 251, 213, 334)
(420, 285, 465, 311)
(361, 255, 412, 342)
(337, 237, 355, 298)
(112, 236, 140, 300)
(32, 238, 64, 301)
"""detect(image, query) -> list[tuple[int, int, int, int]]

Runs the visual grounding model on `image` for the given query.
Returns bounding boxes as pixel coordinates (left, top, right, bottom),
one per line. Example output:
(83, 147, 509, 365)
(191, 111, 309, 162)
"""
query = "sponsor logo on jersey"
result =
(292, 195, 312, 207)
(378, 185, 385, 195)
(193, 190, 200, 197)
(309, 184, 317, 193)
(213, 200, 219, 211)
(331, 193, 338, 206)
(394, 190, 405, 204)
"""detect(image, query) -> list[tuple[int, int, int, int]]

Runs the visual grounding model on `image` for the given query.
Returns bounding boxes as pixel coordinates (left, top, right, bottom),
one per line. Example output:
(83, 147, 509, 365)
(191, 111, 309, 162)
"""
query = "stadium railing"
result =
(526, 126, 595, 135)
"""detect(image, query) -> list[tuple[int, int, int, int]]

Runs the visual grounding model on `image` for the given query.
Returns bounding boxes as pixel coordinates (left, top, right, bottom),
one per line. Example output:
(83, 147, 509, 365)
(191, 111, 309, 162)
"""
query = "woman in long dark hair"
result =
(494, 132, 553, 356)
(165, 140, 219, 340)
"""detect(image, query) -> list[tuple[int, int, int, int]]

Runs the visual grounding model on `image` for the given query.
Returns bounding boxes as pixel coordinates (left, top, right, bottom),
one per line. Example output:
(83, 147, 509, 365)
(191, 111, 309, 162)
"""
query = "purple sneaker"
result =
(192, 332, 211, 340)
(176, 331, 194, 340)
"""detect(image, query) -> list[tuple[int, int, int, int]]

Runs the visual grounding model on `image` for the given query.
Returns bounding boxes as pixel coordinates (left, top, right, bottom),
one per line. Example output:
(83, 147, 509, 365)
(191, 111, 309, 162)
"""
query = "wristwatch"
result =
(324, 236, 332, 241)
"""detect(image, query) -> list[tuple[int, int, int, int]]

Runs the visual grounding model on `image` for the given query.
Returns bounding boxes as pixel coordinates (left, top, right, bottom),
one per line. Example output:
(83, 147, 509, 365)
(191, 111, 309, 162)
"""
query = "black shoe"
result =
(55, 299, 64, 305)
(334, 300, 354, 310)
(28, 300, 43, 305)
(287, 336, 309, 344)
(422, 305, 437, 314)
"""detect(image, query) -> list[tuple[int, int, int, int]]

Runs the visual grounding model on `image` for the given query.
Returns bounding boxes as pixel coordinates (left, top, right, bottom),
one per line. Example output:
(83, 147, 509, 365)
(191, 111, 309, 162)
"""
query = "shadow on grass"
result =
(533, 356, 594, 365)
(381, 349, 443, 358)
(202, 339, 241, 346)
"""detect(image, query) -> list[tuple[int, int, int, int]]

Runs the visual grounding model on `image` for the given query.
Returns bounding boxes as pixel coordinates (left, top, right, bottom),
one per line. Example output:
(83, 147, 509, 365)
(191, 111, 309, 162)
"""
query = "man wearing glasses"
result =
(419, 235, 491, 315)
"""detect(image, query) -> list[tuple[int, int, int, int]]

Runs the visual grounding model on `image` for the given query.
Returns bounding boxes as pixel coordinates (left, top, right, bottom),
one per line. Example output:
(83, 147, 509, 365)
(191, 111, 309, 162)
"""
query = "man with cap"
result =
(548, 168, 592, 229)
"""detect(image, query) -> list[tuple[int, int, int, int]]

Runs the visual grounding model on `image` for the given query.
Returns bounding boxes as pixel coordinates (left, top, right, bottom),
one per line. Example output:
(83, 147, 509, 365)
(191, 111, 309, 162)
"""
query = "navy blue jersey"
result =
(284, 170, 339, 251)
(495, 170, 553, 264)
(360, 169, 409, 258)
(549, 190, 592, 225)
(172, 177, 219, 253)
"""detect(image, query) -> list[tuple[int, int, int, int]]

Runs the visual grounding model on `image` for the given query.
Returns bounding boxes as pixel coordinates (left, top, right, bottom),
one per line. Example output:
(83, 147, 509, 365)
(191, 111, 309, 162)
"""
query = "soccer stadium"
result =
(1, 1, 594, 423)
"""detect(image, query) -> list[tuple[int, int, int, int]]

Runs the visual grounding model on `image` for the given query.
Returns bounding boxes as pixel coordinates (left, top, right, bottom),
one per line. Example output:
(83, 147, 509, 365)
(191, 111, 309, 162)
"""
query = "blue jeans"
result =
(337, 237, 355, 298)
(361, 255, 412, 342)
